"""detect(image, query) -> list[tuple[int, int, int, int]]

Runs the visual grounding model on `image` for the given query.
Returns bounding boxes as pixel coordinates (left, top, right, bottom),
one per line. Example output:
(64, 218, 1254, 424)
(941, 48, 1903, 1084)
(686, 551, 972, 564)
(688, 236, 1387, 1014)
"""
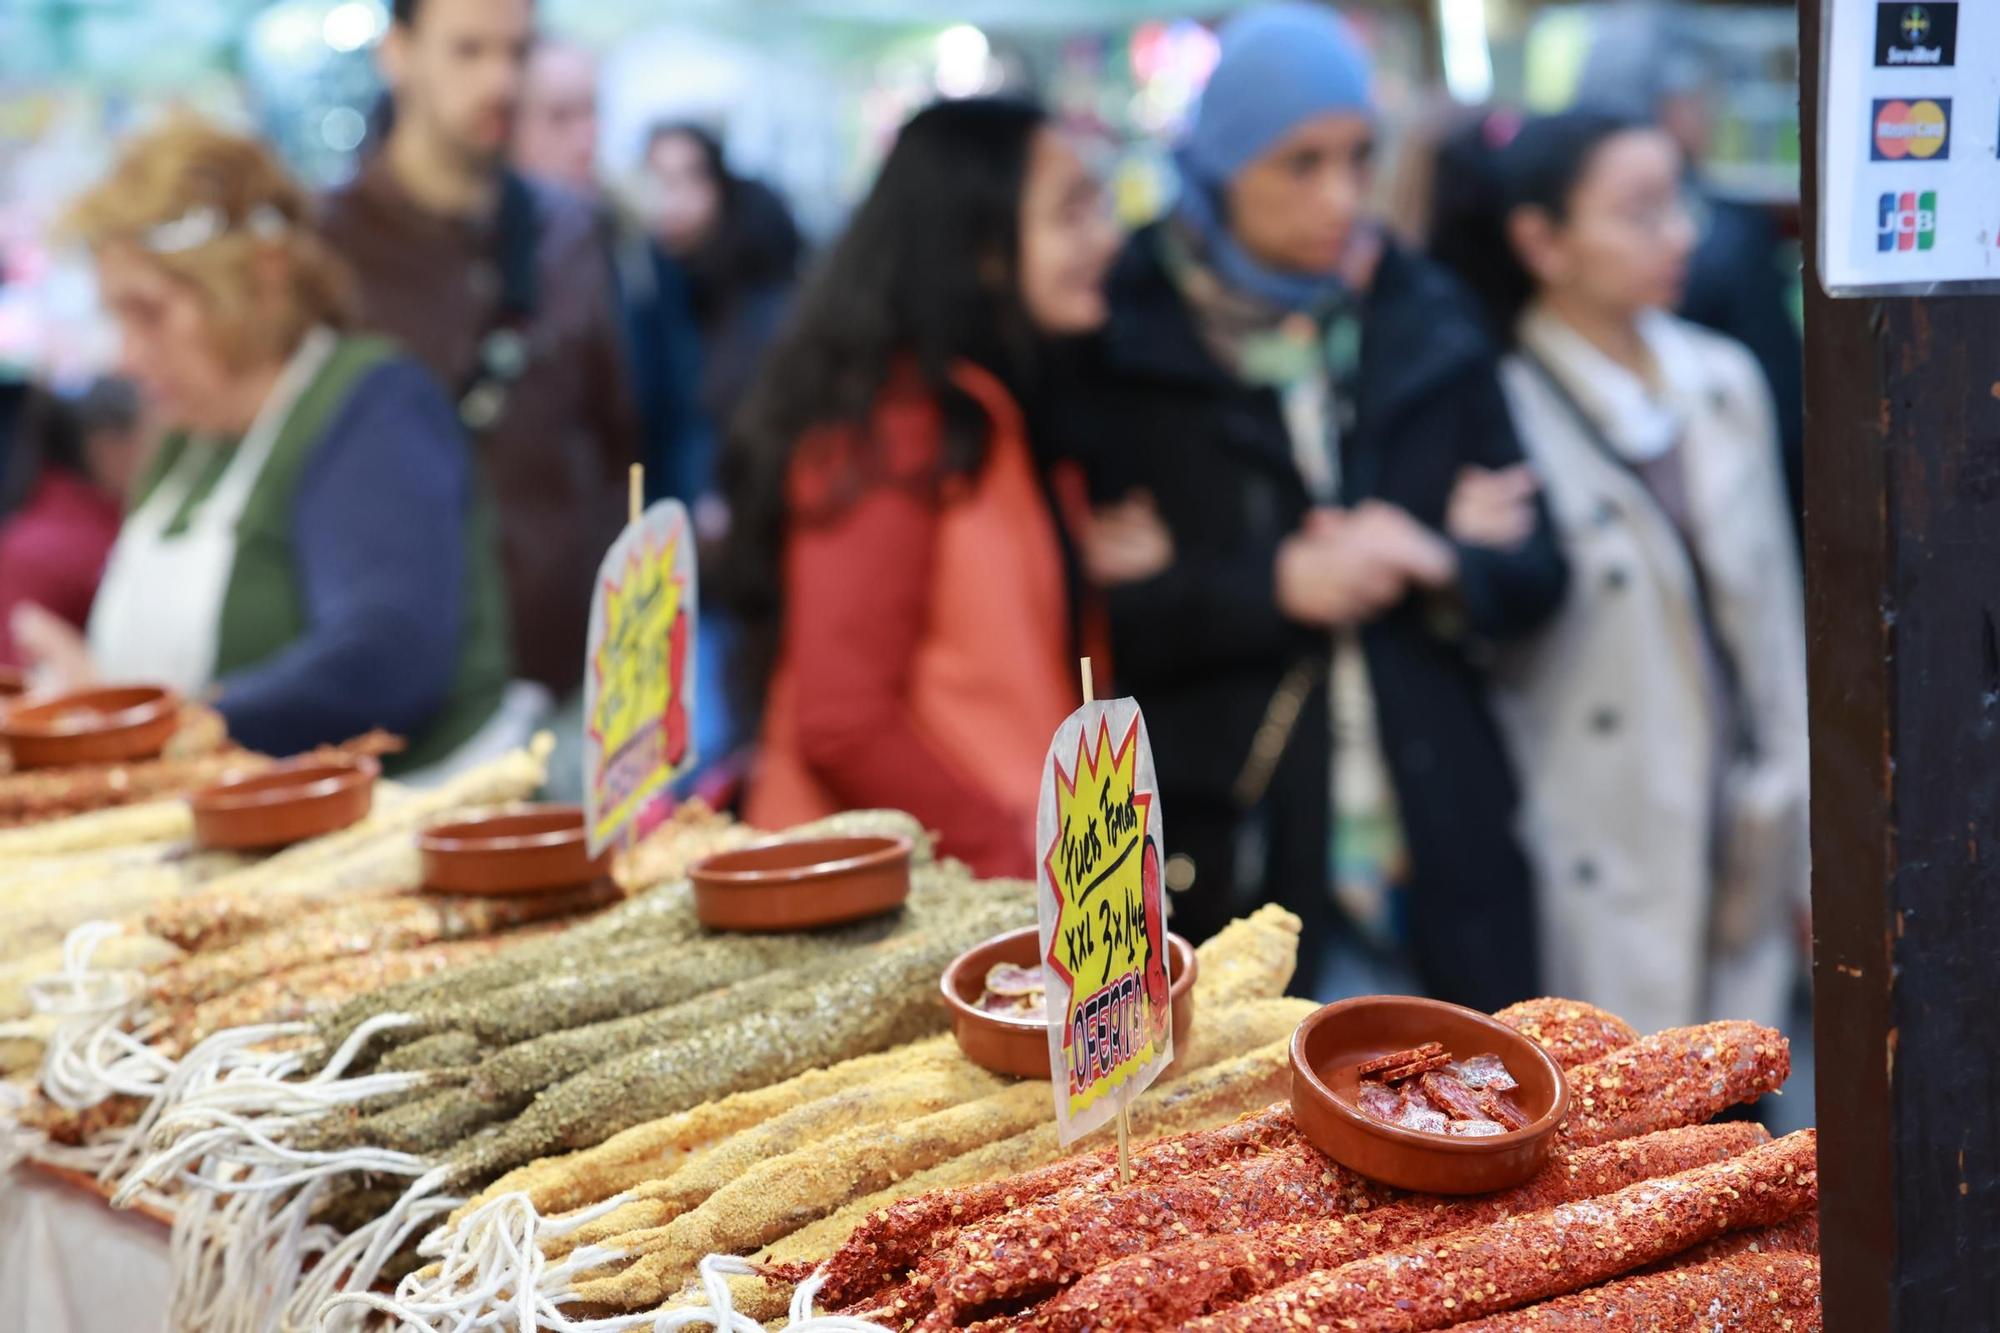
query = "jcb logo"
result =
(1876, 191, 1937, 252)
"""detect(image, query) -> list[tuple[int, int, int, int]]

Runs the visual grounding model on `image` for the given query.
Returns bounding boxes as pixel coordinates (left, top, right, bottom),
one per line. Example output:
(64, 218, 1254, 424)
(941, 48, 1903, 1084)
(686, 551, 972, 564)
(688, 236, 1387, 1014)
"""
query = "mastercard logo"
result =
(1872, 98, 1951, 160)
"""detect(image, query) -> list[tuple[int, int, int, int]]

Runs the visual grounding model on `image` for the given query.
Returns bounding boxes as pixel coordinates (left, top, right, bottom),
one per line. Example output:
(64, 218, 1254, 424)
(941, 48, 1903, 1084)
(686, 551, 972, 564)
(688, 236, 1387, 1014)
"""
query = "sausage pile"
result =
(782, 1005, 1816, 1333)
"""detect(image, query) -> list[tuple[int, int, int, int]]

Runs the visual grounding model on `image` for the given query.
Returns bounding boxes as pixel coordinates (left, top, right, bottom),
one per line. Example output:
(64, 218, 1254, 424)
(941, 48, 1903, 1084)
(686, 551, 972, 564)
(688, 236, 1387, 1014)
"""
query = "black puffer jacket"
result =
(1063, 227, 1567, 1009)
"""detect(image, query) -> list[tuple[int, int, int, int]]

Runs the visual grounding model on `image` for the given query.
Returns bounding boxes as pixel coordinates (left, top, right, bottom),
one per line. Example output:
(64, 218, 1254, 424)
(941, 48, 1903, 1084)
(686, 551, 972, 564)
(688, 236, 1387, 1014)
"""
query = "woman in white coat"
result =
(1430, 111, 1808, 1035)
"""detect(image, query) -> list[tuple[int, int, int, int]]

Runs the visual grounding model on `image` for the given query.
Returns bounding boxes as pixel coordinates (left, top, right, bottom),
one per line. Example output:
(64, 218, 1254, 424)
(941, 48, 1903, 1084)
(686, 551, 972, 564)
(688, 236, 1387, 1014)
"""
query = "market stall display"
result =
(0, 761, 1827, 1333)
(1029, 1122, 1772, 1333)
(0, 743, 552, 1092)
(813, 1019, 1790, 1330)
(5, 806, 949, 1329)
(329, 906, 1311, 1331)
(0, 704, 239, 825)
(151, 889, 1031, 1328)
(0, 775, 749, 1175)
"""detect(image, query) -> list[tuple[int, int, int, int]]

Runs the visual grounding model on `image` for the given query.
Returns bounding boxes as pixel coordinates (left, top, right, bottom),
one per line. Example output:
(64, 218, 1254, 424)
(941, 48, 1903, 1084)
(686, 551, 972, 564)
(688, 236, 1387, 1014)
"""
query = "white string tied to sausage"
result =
(0, 1078, 42, 1176)
(116, 1011, 422, 1203)
(646, 1256, 892, 1333)
(31, 921, 160, 1112)
(104, 1010, 434, 1333)
(292, 1167, 466, 1333)
(317, 1188, 648, 1333)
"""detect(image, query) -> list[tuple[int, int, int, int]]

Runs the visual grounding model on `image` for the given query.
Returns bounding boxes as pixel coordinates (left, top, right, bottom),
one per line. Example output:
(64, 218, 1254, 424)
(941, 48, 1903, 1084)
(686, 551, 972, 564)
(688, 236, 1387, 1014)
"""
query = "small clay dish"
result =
(941, 925, 1199, 1080)
(1290, 995, 1569, 1195)
(191, 755, 379, 851)
(689, 835, 912, 931)
(421, 804, 610, 895)
(1, 684, 180, 769)
(0, 667, 25, 700)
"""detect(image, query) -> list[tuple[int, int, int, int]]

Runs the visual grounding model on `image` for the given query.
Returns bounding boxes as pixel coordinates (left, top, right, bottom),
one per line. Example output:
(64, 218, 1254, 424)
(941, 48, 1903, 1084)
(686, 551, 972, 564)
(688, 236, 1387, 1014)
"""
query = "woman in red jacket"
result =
(720, 98, 1130, 876)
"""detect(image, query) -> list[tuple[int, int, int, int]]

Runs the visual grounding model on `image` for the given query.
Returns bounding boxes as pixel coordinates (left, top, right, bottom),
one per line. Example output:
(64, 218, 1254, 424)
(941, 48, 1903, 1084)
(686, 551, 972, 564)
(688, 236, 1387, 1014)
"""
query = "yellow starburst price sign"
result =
(583, 498, 697, 855)
(1036, 696, 1171, 1146)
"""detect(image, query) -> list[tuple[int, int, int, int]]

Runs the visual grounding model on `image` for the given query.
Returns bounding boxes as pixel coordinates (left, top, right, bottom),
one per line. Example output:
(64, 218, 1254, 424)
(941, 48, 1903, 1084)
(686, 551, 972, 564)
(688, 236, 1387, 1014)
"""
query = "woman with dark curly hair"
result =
(719, 97, 1125, 876)
(643, 123, 803, 437)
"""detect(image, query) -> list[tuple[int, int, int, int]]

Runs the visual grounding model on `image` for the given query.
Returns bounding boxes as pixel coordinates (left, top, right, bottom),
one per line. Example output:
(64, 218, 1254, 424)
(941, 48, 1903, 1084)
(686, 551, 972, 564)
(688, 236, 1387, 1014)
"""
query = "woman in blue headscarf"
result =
(1065, 3, 1568, 1006)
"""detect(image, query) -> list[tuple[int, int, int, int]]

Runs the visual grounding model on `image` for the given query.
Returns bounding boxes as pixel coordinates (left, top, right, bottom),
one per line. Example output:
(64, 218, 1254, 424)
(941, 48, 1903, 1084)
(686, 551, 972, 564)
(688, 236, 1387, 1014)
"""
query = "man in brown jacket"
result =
(319, 0, 637, 702)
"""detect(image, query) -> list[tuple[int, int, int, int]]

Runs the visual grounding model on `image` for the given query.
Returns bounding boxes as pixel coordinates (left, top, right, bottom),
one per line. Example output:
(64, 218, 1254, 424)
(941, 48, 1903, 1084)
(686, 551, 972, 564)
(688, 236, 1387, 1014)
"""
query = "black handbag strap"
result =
(493, 171, 541, 323)
(1519, 348, 1759, 761)
(457, 172, 542, 432)
(1231, 657, 1325, 811)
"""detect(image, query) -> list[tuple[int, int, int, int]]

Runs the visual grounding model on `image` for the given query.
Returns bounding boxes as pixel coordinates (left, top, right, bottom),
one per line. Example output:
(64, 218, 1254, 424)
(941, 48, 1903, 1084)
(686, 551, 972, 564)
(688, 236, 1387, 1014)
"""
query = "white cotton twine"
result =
(108, 1010, 432, 1333)
(646, 1257, 893, 1333)
(314, 1235, 891, 1333)
(0, 1079, 43, 1175)
(31, 921, 161, 1113)
(317, 1188, 643, 1333)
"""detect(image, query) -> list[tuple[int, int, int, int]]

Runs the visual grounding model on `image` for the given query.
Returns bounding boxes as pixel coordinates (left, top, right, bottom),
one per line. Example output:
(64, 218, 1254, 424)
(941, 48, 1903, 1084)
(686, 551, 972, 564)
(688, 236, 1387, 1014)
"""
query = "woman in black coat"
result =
(1066, 4, 1567, 1009)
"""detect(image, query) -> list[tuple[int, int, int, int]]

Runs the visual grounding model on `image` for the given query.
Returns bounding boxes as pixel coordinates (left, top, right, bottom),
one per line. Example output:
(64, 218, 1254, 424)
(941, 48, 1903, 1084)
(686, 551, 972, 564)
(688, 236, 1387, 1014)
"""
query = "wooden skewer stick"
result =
(621, 461, 646, 864)
(1078, 655, 1133, 1187)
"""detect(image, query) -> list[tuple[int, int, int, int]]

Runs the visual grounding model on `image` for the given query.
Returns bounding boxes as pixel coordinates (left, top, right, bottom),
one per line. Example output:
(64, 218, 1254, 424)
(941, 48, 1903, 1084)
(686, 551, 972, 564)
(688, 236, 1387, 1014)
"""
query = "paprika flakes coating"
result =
(746, 1030, 1301, 1327)
(816, 1102, 1303, 1311)
(1440, 1252, 1822, 1332)
(1653, 1210, 1820, 1272)
(1555, 1021, 1789, 1148)
(925, 1135, 1401, 1322)
(816, 1000, 1689, 1323)
(1030, 1123, 1771, 1333)
(919, 1023, 1788, 1325)
(1181, 1130, 1819, 1333)
(820, 993, 1640, 1312)
(1493, 998, 1638, 1070)
(823, 1030, 1305, 1328)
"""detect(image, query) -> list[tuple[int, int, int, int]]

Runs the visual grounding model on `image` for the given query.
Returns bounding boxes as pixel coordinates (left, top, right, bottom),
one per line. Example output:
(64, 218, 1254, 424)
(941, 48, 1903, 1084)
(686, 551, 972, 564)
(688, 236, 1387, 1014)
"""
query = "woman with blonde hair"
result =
(11, 120, 514, 776)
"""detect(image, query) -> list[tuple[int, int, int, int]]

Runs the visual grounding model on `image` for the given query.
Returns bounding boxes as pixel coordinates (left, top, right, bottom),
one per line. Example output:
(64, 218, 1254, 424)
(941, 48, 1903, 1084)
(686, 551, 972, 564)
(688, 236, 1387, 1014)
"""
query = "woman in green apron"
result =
(12, 121, 522, 780)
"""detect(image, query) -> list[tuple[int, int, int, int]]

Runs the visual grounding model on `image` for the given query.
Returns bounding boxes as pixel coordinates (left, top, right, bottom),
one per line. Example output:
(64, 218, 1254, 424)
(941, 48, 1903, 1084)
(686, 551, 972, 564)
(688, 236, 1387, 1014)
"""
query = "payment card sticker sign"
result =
(1036, 698, 1172, 1144)
(1822, 0, 1995, 290)
(1871, 98, 1951, 159)
(584, 498, 697, 855)
(1878, 191, 1938, 252)
(1874, 3, 1956, 66)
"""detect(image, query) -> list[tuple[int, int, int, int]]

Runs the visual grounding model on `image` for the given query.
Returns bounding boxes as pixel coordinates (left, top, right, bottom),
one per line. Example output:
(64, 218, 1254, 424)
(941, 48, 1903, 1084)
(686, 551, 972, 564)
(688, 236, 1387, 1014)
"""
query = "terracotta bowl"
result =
(191, 755, 379, 851)
(420, 804, 611, 895)
(0, 667, 24, 700)
(1, 684, 180, 769)
(941, 925, 1198, 1080)
(688, 835, 912, 931)
(1290, 994, 1569, 1195)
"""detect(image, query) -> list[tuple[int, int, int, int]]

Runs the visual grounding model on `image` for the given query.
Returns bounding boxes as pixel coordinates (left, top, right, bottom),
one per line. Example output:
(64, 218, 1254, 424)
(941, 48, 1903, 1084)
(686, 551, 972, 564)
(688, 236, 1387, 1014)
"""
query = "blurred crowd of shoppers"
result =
(0, 0, 1807, 1031)
(0, 379, 138, 672)
(1428, 110, 1807, 1034)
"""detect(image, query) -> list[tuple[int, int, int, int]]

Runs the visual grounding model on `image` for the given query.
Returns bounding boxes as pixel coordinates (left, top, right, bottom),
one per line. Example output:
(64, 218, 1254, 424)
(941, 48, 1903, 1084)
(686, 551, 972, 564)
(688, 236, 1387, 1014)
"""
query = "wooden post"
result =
(1800, 2, 2000, 1326)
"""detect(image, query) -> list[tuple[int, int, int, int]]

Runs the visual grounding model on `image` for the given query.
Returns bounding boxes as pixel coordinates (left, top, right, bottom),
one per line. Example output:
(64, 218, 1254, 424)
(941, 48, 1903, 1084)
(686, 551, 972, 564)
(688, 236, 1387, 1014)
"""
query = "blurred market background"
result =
(0, 0, 1799, 383)
(0, 0, 1816, 1148)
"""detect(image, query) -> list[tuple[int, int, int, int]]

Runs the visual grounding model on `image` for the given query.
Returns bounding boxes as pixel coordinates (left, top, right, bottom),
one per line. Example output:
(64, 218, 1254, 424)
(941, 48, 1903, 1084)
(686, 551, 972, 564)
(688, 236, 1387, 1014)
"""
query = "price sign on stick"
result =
(583, 471, 697, 856)
(1036, 659, 1171, 1165)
